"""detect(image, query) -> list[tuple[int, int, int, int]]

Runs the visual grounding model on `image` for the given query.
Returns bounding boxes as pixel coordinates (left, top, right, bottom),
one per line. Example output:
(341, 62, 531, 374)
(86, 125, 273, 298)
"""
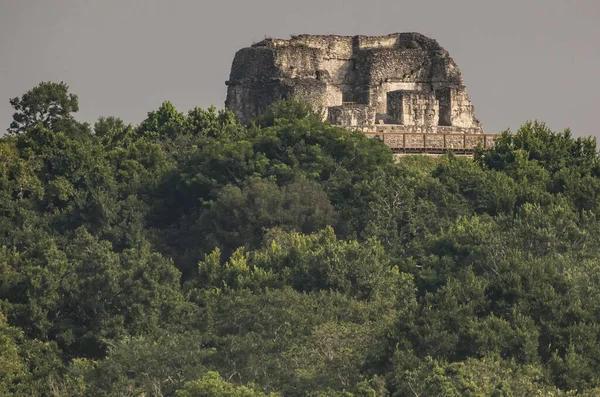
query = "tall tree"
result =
(8, 82, 79, 134)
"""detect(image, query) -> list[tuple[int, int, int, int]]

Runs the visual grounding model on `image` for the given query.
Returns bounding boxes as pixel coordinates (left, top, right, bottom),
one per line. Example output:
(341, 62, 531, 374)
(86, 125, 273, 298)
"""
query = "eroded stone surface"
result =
(225, 33, 483, 133)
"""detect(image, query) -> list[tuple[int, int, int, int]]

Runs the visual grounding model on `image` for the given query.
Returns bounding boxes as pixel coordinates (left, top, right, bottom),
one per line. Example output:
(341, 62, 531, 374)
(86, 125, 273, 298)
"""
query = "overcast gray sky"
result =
(1, 0, 599, 136)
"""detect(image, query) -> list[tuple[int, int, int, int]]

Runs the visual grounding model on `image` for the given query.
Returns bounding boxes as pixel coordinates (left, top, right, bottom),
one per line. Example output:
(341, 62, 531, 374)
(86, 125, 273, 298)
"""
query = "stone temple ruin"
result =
(225, 33, 491, 152)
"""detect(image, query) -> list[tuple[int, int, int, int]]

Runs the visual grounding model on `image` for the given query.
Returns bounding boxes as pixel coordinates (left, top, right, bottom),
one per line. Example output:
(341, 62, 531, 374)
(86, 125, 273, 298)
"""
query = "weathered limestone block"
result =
(383, 134, 404, 149)
(445, 135, 466, 149)
(387, 91, 439, 127)
(425, 134, 445, 149)
(225, 32, 483, 134)
(405, 134, 425, 148)
(328, 105, 376, 127)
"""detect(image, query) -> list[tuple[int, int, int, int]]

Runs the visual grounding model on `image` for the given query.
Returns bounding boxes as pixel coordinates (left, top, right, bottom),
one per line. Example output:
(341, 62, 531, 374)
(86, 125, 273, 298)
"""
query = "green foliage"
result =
(138, 101, 188, 139)
(0, 312, 26, 396)
(0, 228, 187, 357)
(8, 81, 79, 134)
(94, 116, 135, 148)
(79, 331, 212, 396)
(196, 178, 335, 259)
(478, 121, 599, 175)
(256, 99, 321, 128)
(5, 83, 600, 395)
(192, 227, 406, 300)
(187, 106, 242, 140)
(176, 371, 280, 397)
(0, 312, 73, 397)
(391, 355, 562, 396)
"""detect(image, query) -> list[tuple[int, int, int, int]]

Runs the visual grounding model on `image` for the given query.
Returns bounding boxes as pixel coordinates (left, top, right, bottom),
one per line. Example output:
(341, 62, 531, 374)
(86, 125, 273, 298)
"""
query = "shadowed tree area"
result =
(3, 83, 600, 396)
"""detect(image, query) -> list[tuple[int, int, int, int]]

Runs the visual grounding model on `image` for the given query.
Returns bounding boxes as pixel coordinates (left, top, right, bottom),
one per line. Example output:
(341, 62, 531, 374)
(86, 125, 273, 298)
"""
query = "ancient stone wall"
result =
(387, 91, 439, 127)
(225, 33, 483, 133)
(328, 104, 376, 127)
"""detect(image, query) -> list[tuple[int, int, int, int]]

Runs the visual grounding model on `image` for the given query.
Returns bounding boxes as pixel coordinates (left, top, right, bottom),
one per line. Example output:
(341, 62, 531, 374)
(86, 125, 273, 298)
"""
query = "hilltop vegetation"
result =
(2, 82, 600, 396)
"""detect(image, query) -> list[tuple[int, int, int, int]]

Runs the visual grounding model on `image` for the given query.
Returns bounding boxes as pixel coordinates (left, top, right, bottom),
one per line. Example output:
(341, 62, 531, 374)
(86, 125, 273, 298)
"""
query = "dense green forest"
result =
(3, 82, 600, 396)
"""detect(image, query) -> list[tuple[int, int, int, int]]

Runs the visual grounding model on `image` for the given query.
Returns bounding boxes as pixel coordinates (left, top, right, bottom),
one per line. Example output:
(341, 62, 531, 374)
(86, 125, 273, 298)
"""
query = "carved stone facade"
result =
(225, 33, 483, 134)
